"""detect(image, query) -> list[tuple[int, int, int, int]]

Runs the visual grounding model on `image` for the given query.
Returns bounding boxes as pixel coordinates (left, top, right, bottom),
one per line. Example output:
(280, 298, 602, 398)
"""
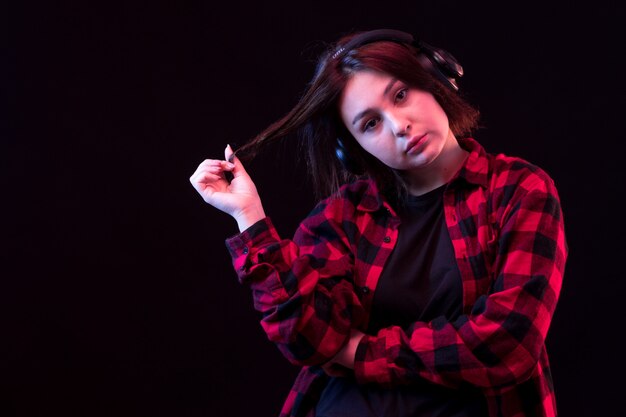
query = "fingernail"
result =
(225, 144, 236, 163)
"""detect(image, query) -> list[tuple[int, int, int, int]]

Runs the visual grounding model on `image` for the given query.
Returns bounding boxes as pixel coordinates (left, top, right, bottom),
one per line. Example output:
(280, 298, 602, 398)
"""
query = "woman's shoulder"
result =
(307, 178, 380, 218)
(293, 179, 377, 242)
(489, 151, 557, 192)
(461, 137, 557, 193)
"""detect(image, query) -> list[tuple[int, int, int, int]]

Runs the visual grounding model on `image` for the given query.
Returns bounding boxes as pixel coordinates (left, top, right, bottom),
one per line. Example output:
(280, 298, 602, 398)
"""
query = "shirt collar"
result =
(454, 137, 490, 189)
(355, 137, 490, 213)
(355, 179, 386, 212)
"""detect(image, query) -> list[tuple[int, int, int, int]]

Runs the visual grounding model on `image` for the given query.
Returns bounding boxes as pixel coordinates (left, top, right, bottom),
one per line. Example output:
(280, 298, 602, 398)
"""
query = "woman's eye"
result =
(363, 118, 379, 132)
(395, 88, 408, 102)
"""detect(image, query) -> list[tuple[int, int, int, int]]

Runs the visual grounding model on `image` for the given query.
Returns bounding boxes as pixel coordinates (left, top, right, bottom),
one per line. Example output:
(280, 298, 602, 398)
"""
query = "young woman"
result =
(189, 29, 567, 417)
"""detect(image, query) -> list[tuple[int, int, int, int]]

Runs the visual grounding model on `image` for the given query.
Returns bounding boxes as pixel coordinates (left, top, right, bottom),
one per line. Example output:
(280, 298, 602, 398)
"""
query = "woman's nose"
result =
(391, 118, 411, 137)
(387, 112, 411, 137)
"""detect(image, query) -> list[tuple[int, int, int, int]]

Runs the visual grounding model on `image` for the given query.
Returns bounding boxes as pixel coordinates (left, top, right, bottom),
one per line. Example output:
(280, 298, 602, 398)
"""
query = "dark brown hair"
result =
(235, 31, 480, 204)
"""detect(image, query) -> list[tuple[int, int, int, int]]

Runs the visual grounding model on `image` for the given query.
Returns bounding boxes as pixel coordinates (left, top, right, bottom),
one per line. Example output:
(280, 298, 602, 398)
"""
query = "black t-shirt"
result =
(368, 184, 462, 333)
(316, 185, 487, 417)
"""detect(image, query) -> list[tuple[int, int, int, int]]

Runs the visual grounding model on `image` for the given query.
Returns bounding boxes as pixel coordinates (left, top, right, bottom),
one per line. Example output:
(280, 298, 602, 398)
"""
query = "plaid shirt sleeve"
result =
(225, 199, 366, 366)
(353, 165, 567, 390)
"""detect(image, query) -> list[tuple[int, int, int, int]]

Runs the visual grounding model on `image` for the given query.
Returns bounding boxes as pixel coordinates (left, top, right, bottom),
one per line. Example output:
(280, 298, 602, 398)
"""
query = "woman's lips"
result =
(405, 133, 428, 154)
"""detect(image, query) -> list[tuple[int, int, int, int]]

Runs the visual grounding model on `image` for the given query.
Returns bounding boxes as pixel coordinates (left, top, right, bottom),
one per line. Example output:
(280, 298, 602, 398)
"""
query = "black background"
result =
(4, 1, 626, 416)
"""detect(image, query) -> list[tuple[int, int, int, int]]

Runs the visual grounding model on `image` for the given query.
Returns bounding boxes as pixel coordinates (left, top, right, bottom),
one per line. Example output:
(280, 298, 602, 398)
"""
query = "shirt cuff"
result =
(224, 217, 281, 283)
(353, 334, 392, 386)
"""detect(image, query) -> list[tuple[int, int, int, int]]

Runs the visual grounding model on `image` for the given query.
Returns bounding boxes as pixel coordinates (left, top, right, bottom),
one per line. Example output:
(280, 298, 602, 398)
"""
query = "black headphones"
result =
(333, 29, 464, 174)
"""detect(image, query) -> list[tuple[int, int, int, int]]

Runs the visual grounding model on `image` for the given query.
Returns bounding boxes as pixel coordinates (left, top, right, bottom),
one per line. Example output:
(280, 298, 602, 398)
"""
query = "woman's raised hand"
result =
(189, 144, 266, 232)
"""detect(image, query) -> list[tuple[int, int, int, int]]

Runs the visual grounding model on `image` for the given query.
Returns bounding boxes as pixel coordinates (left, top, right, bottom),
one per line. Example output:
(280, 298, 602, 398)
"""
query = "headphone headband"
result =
(332, 29, 463, 92)
(332, 29, 415, 59)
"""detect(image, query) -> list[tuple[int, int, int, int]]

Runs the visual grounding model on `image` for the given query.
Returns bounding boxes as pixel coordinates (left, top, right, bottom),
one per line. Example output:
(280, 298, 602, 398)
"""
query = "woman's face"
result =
(339, 70, 453, 172)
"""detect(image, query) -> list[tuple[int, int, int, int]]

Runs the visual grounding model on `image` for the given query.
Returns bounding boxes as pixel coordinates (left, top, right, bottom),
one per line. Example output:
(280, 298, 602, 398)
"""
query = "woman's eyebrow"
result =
(383, 78, 399, 96)
(351, 78, 398, 126)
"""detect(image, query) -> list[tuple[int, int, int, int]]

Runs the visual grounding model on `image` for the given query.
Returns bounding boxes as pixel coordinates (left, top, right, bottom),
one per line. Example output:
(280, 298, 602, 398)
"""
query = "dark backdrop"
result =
(4, 1, 626, 416)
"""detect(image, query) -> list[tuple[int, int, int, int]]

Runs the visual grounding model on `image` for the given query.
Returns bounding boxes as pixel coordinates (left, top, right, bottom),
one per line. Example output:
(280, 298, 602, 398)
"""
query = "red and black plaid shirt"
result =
(226, 138, 568, 417)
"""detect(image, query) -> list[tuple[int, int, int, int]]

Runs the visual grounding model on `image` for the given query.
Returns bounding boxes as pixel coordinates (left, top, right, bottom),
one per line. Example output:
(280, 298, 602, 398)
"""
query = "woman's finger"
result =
(197, 159, 234, 170)
(224, 144, 250, 179)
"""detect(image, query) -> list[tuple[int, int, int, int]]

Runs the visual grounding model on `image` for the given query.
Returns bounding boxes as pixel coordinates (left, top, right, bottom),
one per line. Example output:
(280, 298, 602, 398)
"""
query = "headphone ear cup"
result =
(427, 46, 463, 78)
(335, 137, 364, 175)
(417, 41, 464, 92)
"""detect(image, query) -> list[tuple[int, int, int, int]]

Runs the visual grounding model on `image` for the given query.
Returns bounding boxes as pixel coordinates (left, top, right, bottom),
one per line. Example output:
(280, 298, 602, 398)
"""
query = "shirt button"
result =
(383, 236, 391, 243)
(242, 246, 249, 254)
(360, 286, 370, 294)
